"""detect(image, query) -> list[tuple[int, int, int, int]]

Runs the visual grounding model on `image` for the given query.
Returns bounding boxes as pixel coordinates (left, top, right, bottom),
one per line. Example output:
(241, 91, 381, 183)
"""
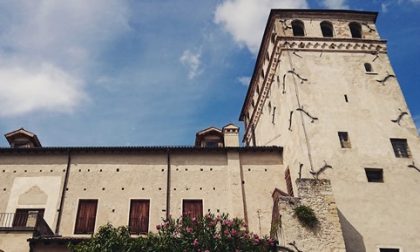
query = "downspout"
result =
(238, 153, 249, 230)
(166, 149, 171, 219)
(55, 149, 71, 235)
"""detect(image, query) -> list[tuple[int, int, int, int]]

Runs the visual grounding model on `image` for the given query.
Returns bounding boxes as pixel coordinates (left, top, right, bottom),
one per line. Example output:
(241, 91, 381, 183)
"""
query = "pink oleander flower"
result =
(156, 224, 161, 230)
(231, 229, 237, 236)
(186, 227, 193, 233)
(193, 239, 199, 247)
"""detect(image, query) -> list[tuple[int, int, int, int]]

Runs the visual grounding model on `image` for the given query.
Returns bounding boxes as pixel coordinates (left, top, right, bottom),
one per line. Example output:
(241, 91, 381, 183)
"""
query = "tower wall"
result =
(241, 10, 420, 251)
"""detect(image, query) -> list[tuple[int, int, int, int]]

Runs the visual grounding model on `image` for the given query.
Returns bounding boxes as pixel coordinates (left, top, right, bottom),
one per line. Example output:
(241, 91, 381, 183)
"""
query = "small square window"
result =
(338, 132, 351, 148)
(365, 168, 383, 183)
(390, 138, 411, 158)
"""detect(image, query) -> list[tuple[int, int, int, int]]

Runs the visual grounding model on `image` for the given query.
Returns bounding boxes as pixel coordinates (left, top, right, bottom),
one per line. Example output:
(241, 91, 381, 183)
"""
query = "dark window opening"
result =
(365, 168, 383, 182)
(129, 200, 150, 234)
(291, 20, 305, 36)
(205, 141, 219, 148)
(74, 199, 97, 234)
(13, 209, 44, 227)
(285, 168, 294, 196)
(320, 21, 334, 37)
(183, 200, 203, 220)
(344, 94, 348, 103)
(349, 22, 362, 38)
(390, 138, 411, 158)
(338, 132, 351, 148)
(379, 249, 399, 252)
(364, 63, 373, 72)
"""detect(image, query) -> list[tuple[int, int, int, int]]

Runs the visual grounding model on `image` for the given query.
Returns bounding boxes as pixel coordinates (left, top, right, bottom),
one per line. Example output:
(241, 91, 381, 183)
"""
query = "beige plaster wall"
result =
(0, 154, 68, 230)
(60, 153, 168, 236)
(57, 151, 283, 237)
(0, 231, 32, 252)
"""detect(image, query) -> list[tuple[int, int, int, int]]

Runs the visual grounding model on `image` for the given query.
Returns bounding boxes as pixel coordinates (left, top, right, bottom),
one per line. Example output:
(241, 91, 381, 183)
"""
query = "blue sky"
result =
(0, 0, 418, 147)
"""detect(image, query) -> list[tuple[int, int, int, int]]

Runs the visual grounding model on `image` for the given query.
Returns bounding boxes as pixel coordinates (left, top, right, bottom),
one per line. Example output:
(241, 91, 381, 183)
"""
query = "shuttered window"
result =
(12, 209, 44, 227)
(129, 200, 150, 234)
(74, 200, 97, 234)
(183, 200, 203, 219)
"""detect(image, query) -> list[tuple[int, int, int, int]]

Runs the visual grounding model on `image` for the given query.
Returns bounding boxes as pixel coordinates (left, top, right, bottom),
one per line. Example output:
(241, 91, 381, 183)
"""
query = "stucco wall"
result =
(0, 231, 32, 252)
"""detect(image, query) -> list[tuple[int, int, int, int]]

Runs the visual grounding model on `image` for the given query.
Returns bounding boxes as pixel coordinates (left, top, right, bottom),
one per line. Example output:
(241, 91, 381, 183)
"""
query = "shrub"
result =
(70, 213, 277, 252)
(294, 205, 318, 228)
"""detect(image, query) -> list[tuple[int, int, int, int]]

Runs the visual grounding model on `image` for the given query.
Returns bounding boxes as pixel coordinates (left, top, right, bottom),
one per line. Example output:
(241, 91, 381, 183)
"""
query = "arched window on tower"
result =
(364, 63, 373, 72)
(349, 22, 362, 38)
(291, 20, 305, 36)
(320, 21, 334, 37)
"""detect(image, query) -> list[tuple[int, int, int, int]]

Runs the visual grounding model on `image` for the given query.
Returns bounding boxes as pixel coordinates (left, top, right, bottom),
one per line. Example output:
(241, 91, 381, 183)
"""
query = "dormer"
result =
(195, 127, 224, 147)
(5, 128, 42, 148)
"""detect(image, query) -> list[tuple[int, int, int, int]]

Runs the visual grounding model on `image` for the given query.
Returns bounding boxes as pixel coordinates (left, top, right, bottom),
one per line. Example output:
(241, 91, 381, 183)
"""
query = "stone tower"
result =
(239, 10, 420, 252)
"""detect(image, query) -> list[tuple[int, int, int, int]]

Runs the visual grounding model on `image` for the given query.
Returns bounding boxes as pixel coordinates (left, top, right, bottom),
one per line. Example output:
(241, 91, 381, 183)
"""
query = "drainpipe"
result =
(238, 153, 249, 230)
(166, 149, 171, 220)
(55, 149, 71, 235)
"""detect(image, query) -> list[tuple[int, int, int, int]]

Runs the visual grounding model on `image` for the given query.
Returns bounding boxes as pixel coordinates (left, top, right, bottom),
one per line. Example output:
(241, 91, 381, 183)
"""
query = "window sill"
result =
(365, 72, 378, 75)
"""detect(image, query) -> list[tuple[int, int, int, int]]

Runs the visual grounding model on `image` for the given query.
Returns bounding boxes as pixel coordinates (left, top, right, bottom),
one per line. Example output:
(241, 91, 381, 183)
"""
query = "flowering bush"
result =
(70, 213, 277, 252)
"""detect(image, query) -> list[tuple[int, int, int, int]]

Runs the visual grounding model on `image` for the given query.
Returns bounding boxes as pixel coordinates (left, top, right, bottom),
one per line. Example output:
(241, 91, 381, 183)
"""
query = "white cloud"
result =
(0, 64, 86, 116)
(214, 0, 308, 54)
(180, 49, 202, 79)
(0, 0, 130, 117)
(321, 0, 349, 9)
(238, 76, 251, 86)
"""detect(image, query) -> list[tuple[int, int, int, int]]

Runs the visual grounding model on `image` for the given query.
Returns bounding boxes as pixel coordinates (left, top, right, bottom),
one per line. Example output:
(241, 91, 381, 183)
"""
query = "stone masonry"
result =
(271, 179, 346, 252)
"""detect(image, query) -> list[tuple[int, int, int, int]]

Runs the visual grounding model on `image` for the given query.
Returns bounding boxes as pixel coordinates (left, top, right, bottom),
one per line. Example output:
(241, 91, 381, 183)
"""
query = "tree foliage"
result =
(70, 213, 277, 252)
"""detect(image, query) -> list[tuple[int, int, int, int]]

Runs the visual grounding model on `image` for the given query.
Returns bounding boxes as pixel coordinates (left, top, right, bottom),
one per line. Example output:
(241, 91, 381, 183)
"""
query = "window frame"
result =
(182, 199, 203, 220)
(74, 199, 98, 234)
(338, 131, 351, 148)
(390, 138, 411, 158)
(365, 168, 384, 183)
(128, 199, 150, 235)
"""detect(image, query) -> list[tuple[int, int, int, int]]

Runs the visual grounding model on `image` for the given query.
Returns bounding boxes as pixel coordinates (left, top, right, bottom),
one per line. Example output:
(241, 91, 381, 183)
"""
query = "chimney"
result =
(222, 124, 239, 147)
(4, 128, 42, 148)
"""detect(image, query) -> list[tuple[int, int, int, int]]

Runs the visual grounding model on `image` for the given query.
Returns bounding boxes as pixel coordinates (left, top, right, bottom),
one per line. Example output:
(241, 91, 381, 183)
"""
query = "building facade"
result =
(0, 9, 418, 252)
(240, 9, 420, 252)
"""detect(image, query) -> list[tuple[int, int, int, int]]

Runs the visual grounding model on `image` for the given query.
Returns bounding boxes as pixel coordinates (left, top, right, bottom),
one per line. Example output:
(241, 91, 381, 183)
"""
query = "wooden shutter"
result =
(129, 200, 150, 234)
(74, 200, 97, 234)
(285, 168, 294, 196)
(12, 209, 44, 227)
(183, 200, 203, 219)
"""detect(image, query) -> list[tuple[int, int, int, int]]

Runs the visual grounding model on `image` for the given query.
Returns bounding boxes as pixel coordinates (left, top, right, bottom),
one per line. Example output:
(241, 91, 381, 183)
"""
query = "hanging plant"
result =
(294, 205, 318, 228)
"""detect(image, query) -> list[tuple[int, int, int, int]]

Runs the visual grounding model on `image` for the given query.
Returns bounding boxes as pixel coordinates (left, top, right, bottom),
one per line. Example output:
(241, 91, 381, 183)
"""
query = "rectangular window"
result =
(12, 209, 44, 227)
(390, 138, 411, 158)
(338, 132, 351, 148)
(284, 168, 294, 196)
(379, 249, 399, 252)
(365, 168, 383, 183)
(74, 199, 98, 234)
(183, 200, 203, 220)
(129, 200, 150, 234)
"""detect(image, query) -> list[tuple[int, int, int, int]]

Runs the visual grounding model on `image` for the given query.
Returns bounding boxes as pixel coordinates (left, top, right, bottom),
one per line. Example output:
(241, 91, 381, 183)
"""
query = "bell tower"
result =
(240, 10, 420, 252)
